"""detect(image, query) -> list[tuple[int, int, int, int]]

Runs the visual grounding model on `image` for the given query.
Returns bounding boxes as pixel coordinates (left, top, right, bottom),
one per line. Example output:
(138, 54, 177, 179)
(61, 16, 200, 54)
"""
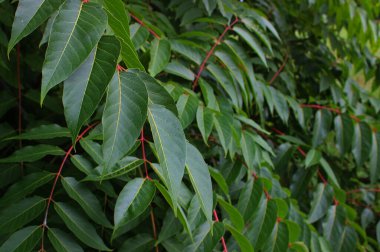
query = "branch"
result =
(213, 210, 228, 252)
(192, 17, 240, 91)
(300, 104, 361, 122)
(129, 12, 161, 40)
(269, 53, 288, 85)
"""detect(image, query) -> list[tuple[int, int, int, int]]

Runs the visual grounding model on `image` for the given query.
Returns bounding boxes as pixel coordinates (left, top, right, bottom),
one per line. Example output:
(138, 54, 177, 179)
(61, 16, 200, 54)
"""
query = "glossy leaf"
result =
(334, 114, 354, 155)
(185, 143, 213, 223)
(312, 110, 332, 147)
(308, 183, 334, 223)
(103, 0, 144, 70)
(79, 139, 103, 164)
(148, 105, 186, 212)
(0, 144, 64, 163)
(61, 177, 112, 228)
(0, 226, 42, 252)
(54, 202, 110, 251)
(48, 228, 84, 252)
(102, 71, 148, 172)
(41, 1, 107, 103)
(114, 178, 155, 235)
(149, 38, 171, 77)
(8, 0, 64, 54)
(63, 36, 120, 141)
(0, 196, 45, 235)
(352, 122, 372, 167)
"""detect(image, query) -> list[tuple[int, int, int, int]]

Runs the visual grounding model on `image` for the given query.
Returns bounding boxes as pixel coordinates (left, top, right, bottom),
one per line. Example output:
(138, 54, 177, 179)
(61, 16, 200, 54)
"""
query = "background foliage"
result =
(0, 0, 380, 251)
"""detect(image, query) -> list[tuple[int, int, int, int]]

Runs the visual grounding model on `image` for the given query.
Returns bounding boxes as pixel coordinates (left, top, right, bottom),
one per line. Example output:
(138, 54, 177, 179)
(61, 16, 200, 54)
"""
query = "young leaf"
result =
(103, 0, 144, 70)
(114, 178, 155, 235)
(308, 183, 333, 223)
(0, 226, 42, 252)
(352, 122, 372, 167)
(41, 0, 107, 103)
(185, 143, 213, 223)
(54, 202, 110, 251)
(148, 105, 186, 213)
(102, 71, 148, 173)
(0, 196, 46, 235)
(63, 36, 120, 142)
(0, 172, 54, 207)
(5, 124, 70, 140)
(8, 0, 64, 54)
(0, 145, 64, 163)
(61, 177, 112, 228)
(149, 38, 171, 77)
(225, 223, 254, 252)
(48, 228, 84, 252)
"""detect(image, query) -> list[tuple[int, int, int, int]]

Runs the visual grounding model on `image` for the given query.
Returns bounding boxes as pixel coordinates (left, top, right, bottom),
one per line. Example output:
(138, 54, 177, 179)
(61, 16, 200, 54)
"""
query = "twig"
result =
(269, 53, 288, 85)
(192, 17, 240, 90)
(129, 12, 160, 40)
(213, 210, 228, 252)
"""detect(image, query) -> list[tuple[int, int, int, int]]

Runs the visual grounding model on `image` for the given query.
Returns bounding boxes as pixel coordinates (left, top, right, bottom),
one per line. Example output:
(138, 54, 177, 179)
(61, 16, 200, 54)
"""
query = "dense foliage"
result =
(0, 0, 379, 251)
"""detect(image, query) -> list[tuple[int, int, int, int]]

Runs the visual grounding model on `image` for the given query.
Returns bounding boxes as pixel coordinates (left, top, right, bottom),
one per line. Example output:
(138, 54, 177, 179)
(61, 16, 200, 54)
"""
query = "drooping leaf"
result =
(196, 105, 214, 145)
(308, 183, 334, 223)
(102, 71, 148, 172)
(48, 228, 84, 252)
(103, 0, 144, 70)
(185, 143, 213, 223)
(270, 87, 289, 123)
(237, 177, 263, 221)
(0, 145, 64, 163)
(214, 112, 232, 155)
(5, 124, 70, 140)
(177, 93, 198, 129)
(334, 114, 354, 155)
(217, 197, 245, 231)
(148, 105, 186, 213)
(352, 122, 372, 167)
(0, 196, 45, 235)
(41, 0, 107, 103)
(54, 202, 110, 251)
(0, 226, 42, 252)
(63, 36, 120, 142)
(8, 0, 64, 54)
(241, 130, 257, 170)
(0, 172, 54, 207)
(149, 38, 171, 77)
(61, 177, 112, 228)
(312, 110, 332, 147)
(209, 167, 229, 196)
(225, 223, 254, 252)
(114, 178, 155, 236)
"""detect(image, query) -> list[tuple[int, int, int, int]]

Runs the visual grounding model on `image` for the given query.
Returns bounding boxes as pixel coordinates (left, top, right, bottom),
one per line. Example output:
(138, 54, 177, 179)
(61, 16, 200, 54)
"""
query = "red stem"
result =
(269, 53, 288, 85)
(300, 104, 361, 122)
(129, 12, 160, 40)
(16, 45, 23, 175)
(346, 188, 380, 194)
(213, 210, 228, 252)
(42, 122, 98, 226)
(192, 17, 240, 90)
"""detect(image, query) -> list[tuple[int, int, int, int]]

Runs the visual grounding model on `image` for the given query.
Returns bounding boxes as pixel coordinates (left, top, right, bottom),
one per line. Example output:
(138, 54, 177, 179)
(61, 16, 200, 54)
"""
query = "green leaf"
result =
(149, 38, 171, 77)
(130, 23, 149, 49)
(225, 223, 254, 252)
(376, 221, 380, 245)
(170, 39, 203, 65)
(0, 172, 54, 207)
(0, 196, 45, 235)
(308, 183, 333, 223)
(237, 177, 263, 221)
(312, 110, 332, 147)
(148, 105, 186, 213)
(262, 221, 289, 252)
(233, 26, 267, 67)
(185, 143, 213, 223)
(119, 234, 154, 252)
(241, 130, 257, 170)
(352, 122, 372, 167)
(103, 0, 144, 70)
(165, 61, 195, 81)
(334, 114, 354, 155)
(270, 87, 289, 123)
(71, 155, 94, 175)
(79, 139, 103, 164)
(54, 202, 110, 251)
(5, 124, 70, 140)
(102, 71, 148, 172)
(41, 1, 107, 103)
(209, 167, 229, 196)
(184, 222, 224, 252)
(8, 0, 64, 54)
(214, 112, 232, 155)
(305, 149, 321, 168)
(48, 228, 84, 252)
(196, 105, 214, 145)
(177, 93, 198, 129)
(370, 132, 380, 184)
(319, 158, 340, 187)
(202, 0, 217, 15)
(84, 157, 143, 181)
(0, 226, 42, 252)
(63, 36, 120, 142)
(217, 197, 245, 231)
(114, 178, 155, 235)
(0, 144, 64, 163)
(61, 177, 112, 228)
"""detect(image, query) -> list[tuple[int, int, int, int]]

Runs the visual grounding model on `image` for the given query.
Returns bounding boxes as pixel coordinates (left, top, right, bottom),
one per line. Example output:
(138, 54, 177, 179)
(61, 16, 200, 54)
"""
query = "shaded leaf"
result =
(196, 105, 214, 145)
(308, 183, 333, 223)
(225, 223, 254, 252)
(177, 93, 198, 129)
(5, 124, 70, 140)
(119, 233, 154, 252)
(0, 145, 64, 163)
(352, 122, 372, 167)
(217, 197, 244, 231)
(48, 228, 83, 252)
(0, 226, 42, 252)
(334, 114, 354, 155)
(149, 38, 171, 77)
(312, 110, 332, 147)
